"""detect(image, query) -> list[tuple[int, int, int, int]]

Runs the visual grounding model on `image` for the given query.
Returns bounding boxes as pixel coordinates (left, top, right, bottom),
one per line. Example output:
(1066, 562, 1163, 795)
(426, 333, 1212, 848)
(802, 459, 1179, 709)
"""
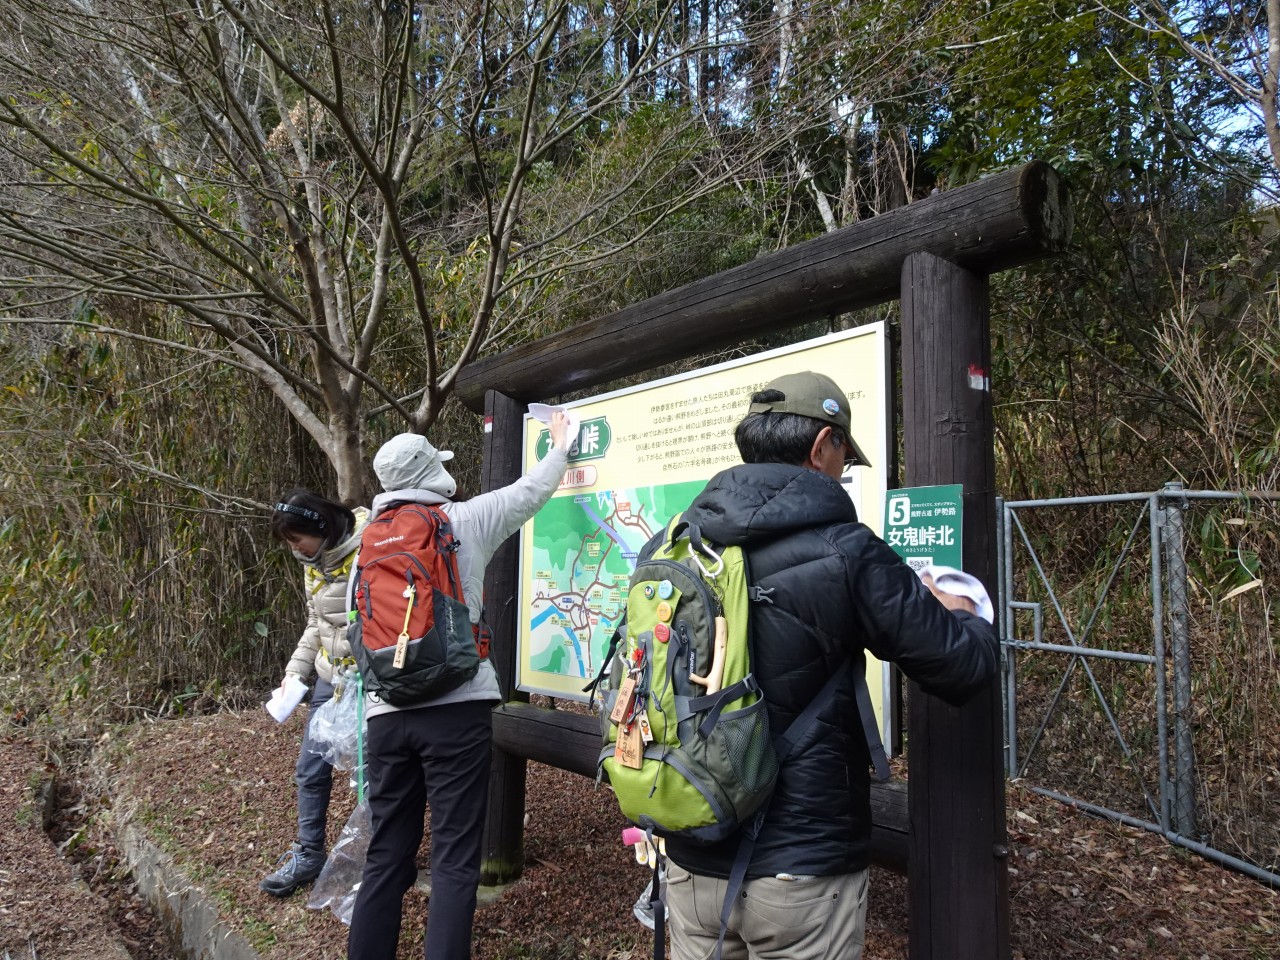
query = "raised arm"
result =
(465, 411, 573, 563)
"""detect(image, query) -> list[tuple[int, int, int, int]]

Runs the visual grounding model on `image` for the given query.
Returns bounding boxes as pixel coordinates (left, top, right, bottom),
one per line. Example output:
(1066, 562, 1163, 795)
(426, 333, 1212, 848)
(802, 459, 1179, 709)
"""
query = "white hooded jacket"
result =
(361, 448, 569, 719)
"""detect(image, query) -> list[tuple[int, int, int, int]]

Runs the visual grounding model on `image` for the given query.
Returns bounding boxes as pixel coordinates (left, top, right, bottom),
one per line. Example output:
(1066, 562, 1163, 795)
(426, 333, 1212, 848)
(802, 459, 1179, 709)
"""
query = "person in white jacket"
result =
(348, 412, 572, 960)
(262, 490, 369, 897)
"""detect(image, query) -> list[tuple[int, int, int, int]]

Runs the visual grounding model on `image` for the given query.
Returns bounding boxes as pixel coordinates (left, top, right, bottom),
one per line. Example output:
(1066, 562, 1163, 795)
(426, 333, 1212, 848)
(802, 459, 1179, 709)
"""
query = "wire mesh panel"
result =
(1178, 494, 1280, 877)
(999, 490, 1279, 887)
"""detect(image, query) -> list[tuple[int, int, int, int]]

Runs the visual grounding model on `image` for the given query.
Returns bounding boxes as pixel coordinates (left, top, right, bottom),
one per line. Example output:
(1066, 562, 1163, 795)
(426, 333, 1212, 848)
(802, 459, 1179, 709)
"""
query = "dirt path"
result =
(3, 713, 1278, 959)
(0, 735, 152, 959)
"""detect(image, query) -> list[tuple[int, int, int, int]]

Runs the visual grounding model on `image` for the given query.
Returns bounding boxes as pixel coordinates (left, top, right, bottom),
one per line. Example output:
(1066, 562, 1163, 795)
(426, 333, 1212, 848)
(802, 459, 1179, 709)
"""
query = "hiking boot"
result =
(259, 843, 326, 898)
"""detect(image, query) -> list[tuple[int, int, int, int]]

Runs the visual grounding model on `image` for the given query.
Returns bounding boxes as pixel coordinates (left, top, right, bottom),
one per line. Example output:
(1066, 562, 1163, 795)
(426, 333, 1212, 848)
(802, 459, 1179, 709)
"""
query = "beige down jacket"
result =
(284, 507, 369, 685)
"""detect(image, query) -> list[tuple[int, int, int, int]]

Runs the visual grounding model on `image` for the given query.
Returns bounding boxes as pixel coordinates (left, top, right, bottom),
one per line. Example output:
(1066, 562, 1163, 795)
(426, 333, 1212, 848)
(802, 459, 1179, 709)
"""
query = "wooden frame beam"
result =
(902, 252, 1010, 958)
(456, 162, 1069, 411)
(479, 390, 531, 886)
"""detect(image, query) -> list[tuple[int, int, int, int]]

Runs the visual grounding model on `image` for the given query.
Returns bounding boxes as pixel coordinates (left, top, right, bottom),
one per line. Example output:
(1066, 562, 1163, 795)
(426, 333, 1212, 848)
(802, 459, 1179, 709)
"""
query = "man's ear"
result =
(806, 425, 835, 471)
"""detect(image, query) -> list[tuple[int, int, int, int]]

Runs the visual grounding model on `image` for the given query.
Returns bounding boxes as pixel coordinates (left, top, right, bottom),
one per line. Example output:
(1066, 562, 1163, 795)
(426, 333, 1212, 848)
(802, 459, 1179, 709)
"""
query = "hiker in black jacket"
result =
(664, 371, 999, 960)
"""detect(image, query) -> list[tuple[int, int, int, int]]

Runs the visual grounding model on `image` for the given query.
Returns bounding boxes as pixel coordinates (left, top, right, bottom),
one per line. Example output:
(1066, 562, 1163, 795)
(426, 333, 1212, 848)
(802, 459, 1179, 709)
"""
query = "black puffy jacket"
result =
(665, 462, 999, 879)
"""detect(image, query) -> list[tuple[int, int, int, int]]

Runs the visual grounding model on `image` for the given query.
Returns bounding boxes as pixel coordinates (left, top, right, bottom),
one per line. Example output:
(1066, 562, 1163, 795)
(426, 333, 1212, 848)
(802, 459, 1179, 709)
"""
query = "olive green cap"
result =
(747, 371, 872, 467)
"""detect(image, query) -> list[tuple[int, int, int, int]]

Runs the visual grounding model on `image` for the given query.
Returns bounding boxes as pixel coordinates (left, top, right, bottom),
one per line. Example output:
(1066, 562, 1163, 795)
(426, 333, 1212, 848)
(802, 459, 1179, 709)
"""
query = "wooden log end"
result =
(1020, 160, 1073, 253)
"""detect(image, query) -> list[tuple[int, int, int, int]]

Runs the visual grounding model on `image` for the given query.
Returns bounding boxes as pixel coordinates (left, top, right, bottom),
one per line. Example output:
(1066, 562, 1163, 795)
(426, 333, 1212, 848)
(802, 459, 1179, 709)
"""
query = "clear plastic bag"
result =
(306, 800, 372, 924)
(307, 669, 363, 771)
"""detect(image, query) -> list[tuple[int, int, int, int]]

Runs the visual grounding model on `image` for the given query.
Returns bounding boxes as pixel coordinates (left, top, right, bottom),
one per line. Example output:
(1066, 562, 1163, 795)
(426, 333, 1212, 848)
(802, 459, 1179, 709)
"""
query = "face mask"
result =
(291, 546, 322, 564)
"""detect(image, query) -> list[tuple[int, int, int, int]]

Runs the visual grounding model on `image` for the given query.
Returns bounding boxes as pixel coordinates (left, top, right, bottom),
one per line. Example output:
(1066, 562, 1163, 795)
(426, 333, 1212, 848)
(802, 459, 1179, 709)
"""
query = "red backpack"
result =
(349, 504, 483, 706)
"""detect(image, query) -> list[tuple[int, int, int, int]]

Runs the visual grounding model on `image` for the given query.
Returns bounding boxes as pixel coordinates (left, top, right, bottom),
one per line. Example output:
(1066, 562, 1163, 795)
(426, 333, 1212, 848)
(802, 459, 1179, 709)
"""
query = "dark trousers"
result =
(347, 700, 494, 960)
(295, 678, 335, 852)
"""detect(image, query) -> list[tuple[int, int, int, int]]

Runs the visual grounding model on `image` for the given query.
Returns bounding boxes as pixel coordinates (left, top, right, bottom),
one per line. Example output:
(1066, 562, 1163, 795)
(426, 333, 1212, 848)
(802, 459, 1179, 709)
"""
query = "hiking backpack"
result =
(594, 515, 778, 843)
(594, 512, 892, 960)
(348, 503, 481, 707)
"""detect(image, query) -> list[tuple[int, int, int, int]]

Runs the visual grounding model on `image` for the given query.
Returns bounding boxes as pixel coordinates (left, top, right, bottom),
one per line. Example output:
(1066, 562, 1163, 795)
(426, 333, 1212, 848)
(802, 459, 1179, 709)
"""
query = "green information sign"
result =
(884, 484, 963, 572)
(535, 416, 612, 462)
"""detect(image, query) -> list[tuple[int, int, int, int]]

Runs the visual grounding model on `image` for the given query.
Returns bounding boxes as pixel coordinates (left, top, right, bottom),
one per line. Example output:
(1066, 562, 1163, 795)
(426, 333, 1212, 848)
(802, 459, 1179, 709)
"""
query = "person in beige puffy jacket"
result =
(260, 489, 369, 898)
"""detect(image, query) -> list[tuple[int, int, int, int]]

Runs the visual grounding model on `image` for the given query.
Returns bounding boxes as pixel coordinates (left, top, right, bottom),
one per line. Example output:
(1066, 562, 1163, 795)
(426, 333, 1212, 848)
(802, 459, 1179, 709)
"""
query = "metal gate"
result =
(996, 484, 1279, 888)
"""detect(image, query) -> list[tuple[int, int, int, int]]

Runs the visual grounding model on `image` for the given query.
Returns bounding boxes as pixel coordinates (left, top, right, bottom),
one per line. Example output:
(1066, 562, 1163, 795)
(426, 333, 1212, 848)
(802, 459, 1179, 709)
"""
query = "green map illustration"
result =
(527, 481, 705, 681)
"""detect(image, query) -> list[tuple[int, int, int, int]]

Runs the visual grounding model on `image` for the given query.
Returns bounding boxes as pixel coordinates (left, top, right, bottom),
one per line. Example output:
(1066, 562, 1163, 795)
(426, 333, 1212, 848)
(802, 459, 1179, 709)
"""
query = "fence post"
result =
(996, 495, 1016, 777)
(1162, 481, 1197, 837)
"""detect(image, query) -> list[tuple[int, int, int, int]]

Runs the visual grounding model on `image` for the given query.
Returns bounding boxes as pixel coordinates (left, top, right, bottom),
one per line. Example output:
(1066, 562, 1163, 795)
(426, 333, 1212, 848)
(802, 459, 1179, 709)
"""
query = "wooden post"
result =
(479, 389, 530, 885)
(901, 252, 1010, 960)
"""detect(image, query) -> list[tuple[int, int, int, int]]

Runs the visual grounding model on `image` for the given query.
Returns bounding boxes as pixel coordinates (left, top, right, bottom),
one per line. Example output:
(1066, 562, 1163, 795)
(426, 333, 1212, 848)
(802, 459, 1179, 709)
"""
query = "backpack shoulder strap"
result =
(853, 667, 890, 782)
(666, 512, 689, 547)
(668, 514, 721, 564)
(637, 515, 680, 565)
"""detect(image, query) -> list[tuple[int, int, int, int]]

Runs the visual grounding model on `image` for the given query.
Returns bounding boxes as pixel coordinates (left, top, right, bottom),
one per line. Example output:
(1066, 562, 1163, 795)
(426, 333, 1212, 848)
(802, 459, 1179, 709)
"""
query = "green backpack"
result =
(593, 514, 890, 960)
(594, 515, 778, 843)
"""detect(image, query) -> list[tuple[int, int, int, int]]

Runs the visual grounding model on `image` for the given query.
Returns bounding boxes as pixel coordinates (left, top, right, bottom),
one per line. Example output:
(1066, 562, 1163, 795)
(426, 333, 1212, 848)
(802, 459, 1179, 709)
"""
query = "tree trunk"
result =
(331, 410, 366, 505)
(1265, 0, 1280, 174)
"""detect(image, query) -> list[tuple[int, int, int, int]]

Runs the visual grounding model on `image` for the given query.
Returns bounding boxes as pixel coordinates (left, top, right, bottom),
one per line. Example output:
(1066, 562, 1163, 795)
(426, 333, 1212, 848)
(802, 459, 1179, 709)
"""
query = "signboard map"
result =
(524, 480, 705, 679)
(517, 324, 890, 702)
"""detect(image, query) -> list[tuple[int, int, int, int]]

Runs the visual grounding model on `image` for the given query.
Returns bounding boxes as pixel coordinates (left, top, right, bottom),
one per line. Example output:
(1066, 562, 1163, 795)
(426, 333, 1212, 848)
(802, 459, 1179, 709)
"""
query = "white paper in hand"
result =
(265, 674, 309, 723)
(918, 564, 995, 624)
(528, 403, 581, 451)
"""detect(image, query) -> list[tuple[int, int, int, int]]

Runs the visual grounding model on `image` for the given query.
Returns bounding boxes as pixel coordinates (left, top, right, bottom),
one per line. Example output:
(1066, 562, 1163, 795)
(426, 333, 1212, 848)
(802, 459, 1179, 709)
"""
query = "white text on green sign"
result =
(537, 416, 612, 462)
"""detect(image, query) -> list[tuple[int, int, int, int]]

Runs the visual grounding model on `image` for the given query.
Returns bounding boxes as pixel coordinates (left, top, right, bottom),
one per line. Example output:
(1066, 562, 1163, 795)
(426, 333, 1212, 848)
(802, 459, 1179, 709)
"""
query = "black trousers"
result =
(348, 699, 494, 960)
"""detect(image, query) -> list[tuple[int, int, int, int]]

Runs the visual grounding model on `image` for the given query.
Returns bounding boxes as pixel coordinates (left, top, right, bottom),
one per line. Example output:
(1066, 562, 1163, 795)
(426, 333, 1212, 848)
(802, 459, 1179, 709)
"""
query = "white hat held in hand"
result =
(373, 433, 457, 497)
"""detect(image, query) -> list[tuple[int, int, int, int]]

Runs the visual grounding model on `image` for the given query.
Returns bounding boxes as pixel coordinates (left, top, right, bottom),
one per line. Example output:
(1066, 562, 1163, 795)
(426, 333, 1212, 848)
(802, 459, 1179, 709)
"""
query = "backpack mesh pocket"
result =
(715, 701, 778, 796)
(682, 698, 778, 822)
